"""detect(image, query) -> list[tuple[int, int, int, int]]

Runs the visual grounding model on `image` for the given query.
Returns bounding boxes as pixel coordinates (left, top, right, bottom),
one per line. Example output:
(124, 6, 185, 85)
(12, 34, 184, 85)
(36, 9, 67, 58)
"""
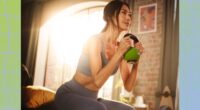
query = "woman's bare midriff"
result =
(73, 72, 100, 92)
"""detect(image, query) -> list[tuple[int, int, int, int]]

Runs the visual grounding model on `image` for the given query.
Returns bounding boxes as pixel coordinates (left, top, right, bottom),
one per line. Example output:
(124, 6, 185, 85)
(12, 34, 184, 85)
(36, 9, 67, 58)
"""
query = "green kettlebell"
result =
(123, 33, 140, 63)
(124, 47, 140, 63)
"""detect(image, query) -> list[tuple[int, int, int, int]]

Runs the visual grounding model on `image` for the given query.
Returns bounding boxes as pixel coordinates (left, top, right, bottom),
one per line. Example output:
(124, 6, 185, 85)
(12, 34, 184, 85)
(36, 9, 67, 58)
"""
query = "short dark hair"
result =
(102, 0, 130, 31)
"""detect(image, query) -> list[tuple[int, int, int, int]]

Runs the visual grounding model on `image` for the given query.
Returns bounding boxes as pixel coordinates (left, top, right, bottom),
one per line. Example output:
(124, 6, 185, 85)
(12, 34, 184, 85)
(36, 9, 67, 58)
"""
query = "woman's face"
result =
(117, 5, 132, 31)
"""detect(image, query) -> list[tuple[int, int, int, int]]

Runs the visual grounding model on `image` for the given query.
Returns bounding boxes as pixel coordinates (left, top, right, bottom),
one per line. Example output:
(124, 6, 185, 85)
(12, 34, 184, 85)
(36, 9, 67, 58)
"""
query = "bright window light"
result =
(46, 8, 105, 67)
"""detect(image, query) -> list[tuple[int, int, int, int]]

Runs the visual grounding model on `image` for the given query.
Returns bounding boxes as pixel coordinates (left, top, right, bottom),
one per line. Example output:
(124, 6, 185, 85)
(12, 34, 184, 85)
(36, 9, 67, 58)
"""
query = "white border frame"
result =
(138, 3, 157, 34)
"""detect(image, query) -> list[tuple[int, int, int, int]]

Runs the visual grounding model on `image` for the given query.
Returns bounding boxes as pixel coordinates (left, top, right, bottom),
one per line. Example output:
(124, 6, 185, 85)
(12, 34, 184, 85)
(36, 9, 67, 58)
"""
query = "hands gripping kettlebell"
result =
(123, 33, 140, 63)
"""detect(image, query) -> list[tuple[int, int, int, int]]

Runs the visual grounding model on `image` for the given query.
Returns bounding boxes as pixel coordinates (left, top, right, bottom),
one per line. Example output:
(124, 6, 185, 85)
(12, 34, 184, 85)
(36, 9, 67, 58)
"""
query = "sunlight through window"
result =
(48, 7, 105, 67)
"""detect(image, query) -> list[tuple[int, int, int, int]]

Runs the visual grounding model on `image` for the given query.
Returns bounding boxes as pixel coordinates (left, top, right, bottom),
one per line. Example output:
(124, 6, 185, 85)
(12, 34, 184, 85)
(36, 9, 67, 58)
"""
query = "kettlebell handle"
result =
(123, 33, 139, 44)
(123, 33, 140, 63)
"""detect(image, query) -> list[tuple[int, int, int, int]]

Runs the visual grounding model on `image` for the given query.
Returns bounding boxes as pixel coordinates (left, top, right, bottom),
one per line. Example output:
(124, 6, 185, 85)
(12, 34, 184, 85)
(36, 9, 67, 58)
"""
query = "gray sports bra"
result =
(76, 37, 119, 76)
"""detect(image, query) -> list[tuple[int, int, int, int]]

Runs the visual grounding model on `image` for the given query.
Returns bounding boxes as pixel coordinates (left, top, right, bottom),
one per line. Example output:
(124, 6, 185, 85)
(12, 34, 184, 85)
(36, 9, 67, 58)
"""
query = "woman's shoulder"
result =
(82, 33, 103, 54)
(87, 33, 103, 45)
(82, 33, 103, 52)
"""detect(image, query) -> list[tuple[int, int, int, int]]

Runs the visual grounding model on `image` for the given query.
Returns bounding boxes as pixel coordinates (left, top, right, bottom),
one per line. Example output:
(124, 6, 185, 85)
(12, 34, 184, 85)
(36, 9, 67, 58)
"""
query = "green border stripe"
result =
(0, 0, 20, 110)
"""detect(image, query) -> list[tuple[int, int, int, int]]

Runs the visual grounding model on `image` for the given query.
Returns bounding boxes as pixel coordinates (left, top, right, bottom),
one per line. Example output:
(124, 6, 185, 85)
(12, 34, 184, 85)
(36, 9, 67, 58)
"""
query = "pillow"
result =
(22, 86, 55, 109)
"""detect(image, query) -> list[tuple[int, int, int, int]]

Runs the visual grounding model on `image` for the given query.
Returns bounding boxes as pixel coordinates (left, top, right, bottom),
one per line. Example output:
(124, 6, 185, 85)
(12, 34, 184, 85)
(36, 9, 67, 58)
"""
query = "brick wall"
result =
(131, 0, 165, 109)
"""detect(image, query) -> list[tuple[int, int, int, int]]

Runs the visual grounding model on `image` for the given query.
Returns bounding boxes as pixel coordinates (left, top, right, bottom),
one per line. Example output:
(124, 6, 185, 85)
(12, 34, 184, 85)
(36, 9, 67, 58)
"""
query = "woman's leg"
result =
(55, 92, 107, 110)
(98, 98, 133, 110)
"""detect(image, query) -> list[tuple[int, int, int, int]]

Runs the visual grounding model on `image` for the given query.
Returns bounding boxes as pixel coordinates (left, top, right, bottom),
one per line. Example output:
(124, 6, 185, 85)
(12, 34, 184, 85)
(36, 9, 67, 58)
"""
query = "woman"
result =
(55, 0, 144, 110)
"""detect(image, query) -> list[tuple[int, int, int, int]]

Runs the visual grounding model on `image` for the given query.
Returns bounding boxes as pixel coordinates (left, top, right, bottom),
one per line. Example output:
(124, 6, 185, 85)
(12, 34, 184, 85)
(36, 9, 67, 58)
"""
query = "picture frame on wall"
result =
(138, 3, 157, 34)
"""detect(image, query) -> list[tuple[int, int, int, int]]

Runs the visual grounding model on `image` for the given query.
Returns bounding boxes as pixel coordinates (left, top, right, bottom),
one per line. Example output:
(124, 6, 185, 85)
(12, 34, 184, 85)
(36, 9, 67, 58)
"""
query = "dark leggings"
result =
(55, 80, 133, 110)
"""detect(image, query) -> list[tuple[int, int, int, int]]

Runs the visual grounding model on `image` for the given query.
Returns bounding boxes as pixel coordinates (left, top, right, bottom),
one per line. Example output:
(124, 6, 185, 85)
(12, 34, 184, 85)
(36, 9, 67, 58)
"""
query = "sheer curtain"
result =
(159, 0, 179, 109)
(22, 1, 44, 81)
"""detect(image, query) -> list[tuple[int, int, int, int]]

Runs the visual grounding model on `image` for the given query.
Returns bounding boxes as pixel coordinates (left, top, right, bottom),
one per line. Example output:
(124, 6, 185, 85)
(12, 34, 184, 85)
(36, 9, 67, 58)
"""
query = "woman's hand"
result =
(117, 37, 132, 54)
(135, 42, 144, 55)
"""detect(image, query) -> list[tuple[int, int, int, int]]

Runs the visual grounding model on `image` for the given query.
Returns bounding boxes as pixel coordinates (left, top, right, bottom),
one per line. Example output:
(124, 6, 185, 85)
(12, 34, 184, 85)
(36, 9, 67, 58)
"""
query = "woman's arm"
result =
(87, 37, 123, 88)
(120, 60, 139, 92)
(87, 37, 131, 88)
(120, 42, 144, 92)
